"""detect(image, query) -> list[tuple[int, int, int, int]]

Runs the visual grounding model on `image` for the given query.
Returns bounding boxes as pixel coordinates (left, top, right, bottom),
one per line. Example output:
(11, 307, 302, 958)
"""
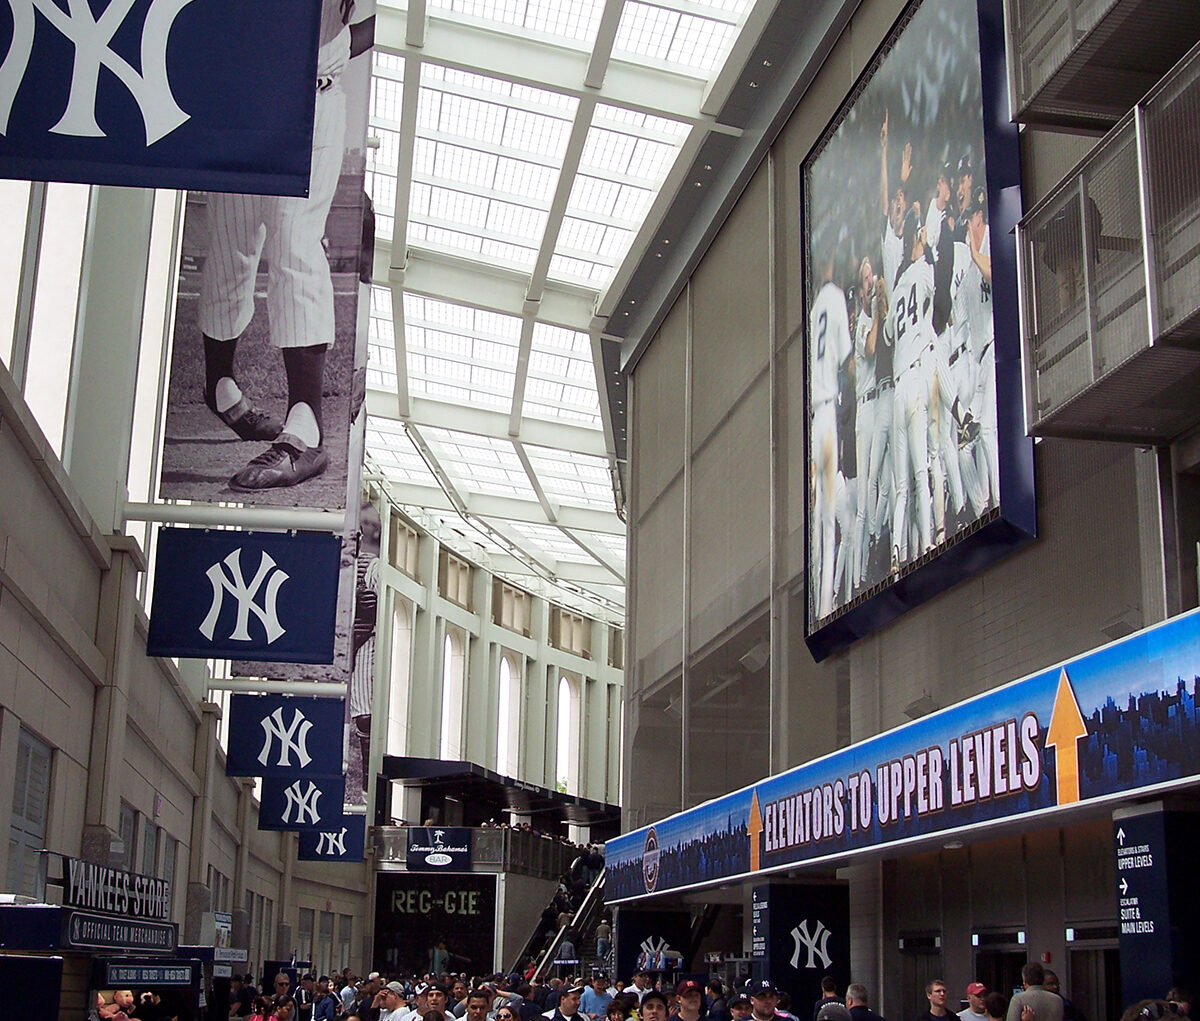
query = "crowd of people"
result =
(221, 959, 1190, 1021)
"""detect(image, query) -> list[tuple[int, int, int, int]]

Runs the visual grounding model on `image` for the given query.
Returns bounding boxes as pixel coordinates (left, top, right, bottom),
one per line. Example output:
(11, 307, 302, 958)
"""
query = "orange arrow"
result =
(748, 789, 763, 871)
(1045, 668, 1088, 805)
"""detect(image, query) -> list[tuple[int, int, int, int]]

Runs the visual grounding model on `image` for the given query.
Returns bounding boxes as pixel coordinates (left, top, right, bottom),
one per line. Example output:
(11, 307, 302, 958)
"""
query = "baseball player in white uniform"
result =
(962, 186, 997, 507)
(889, 209, 935, 565)
(810, 253, 853, 620)
(350, 499, 381, 795)
(199, 0, 375, 490)
(851, 256, 883, 588)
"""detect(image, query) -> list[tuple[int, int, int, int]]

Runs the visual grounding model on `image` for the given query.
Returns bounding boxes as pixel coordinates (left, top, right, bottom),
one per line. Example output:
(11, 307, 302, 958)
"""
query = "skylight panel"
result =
(430, 141, 499, 189)
(366, 171, 396, 214)
(611, 184, 650, 221)
(626, 137, 679, 181)
(502, 108, 572, 159)
(568, 175, 621, 217)
(494, 157, 558, 201)
(412, 223, 486, 256)
(369, 128, 401, 172)
(438, 93, 508, 144)
(548, 254, 610, 284)
(613, 2, 680, 63)
(373, 52, 405, 75)
(486, 200, 548, 243)
(529, 350, 569, 377)
(524, 401, 601, 424)
(668, 15, 736, 71)
(426, 185, 489, 228)
(479, 239, 539, 267)
(581, 128, 638, 176)
(524, 0, 604, 42)
(372, 77, 404, 122)
(532, 322, 590, 354)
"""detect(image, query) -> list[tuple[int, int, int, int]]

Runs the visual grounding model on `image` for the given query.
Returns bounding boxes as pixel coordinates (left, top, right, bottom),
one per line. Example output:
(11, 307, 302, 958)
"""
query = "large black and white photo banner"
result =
(225, 693, 345, 778)
(0, 0, 322, 193)
(157, 0, 375, 509)
(146, 527, 341, 663)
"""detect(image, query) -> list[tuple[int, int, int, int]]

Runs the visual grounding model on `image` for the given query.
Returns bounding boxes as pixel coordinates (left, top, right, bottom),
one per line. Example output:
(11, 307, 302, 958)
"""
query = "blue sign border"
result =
(607, 607, 1200, 902)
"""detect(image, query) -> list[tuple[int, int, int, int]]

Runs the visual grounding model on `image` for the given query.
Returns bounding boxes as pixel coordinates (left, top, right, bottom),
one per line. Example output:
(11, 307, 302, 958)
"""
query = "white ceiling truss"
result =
(365, 0, 777, 623)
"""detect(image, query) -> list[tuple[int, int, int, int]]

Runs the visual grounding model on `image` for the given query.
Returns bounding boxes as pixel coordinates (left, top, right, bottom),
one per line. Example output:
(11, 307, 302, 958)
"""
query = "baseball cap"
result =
(368, 974, 382, 983)
(816, 1006, 851, 1021)
(956, 154, 973, 178)
(748, 980, 778, 998)
(729, 996, 750, 1009)
(567, 985, 587, 997)
(676, 982, 702, 998)
(385, 983, 406, 996)
(940, 161, 954, 182)
(640, 991, 669, 1011)
(967, 983, 987, 997)
(413, 984, 430, 997)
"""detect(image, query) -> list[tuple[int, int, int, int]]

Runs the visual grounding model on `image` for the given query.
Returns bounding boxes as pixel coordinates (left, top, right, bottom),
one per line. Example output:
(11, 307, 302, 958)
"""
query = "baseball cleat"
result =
(230, 433, 328, 490)
(208, 395, 283, 441)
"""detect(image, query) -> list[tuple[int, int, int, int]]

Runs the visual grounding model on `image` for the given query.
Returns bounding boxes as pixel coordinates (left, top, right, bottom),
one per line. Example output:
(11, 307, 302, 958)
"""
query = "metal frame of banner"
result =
(124, 502, 351, 534)
(207, 679, 348, 696)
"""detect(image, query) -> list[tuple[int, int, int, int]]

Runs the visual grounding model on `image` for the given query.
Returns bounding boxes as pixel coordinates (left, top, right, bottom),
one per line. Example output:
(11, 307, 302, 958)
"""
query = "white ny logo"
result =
(317, 828, 348, 856)
(0, 0, 196, 143)
(200, 548, 288, 644)
(789, 919, 833, 970)
(282, 780, 323, 825)
(258, 707, 313, 769)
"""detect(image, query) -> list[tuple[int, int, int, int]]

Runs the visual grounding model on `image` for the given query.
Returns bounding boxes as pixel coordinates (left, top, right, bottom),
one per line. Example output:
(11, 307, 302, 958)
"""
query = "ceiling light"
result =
(762, 60, 772, 67)
(749, 81, 758, 88)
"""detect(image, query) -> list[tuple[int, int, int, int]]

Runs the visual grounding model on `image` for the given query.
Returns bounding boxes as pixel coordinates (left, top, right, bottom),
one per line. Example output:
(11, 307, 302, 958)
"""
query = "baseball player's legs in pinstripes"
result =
(199, 84, 346, 489)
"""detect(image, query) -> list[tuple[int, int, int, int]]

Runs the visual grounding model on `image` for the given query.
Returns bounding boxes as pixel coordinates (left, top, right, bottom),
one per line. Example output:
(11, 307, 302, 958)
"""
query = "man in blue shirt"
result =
(581, 976, 614, 1021)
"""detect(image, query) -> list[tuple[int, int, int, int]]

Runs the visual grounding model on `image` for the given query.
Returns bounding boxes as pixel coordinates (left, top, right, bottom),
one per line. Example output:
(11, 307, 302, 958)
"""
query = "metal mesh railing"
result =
(1007, 0, 1114, 114)
(1143, 42, 1200, 340)
(1018, 40, 1200, 432)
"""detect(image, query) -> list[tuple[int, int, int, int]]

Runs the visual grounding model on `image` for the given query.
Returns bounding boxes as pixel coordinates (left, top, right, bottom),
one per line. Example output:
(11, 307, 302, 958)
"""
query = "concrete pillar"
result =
(231, 778, 253, 949)
(61, 187, 155, 533)
(84, 539, 146, 863)
(184, 700, 221, 944)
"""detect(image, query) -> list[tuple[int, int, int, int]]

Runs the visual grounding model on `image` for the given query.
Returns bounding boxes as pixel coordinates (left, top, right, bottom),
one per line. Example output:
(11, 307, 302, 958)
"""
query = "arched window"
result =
(497, 657, 513, 773)
(440, 630, 465, 758)
(556, 675, 577, 794)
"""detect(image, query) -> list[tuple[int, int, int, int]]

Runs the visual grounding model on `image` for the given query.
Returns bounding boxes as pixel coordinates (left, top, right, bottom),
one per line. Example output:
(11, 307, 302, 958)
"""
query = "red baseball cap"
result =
(676, 982, 702, 998)
(966, 984, 987, 997)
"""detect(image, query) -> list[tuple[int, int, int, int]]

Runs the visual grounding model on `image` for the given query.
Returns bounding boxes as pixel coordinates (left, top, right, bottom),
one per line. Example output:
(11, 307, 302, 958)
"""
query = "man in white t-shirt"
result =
(959, 983, 987, 1021)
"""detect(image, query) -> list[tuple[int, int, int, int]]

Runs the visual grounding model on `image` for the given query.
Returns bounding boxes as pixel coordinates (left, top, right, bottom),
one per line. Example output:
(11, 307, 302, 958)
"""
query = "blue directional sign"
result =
(225, 694, 344, 779)
(607, 607, 1200, 901)
(0, 0, 321, 194)
(297, 814, 365, 862)
(147, 528, 340, 664)
(259, 776, 346, 831)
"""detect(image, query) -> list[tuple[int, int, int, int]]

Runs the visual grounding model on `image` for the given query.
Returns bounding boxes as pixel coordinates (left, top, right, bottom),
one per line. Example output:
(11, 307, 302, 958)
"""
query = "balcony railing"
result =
(1005, 0, 1200, 129)
(1018, 39, 1200, 442)
(374, 826, 578, 879)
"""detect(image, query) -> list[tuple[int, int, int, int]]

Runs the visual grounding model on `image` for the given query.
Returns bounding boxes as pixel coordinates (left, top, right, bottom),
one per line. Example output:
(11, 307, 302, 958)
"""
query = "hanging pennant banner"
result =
(225, 694, 344, 778)
(259, 776, 347, 831)
(0, 0, 322, 194)
(297, 814, 366, 862)
(147, 528, 341, 663)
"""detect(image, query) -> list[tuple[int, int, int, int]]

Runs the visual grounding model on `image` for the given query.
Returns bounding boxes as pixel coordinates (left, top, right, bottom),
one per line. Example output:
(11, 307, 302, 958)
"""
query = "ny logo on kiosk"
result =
(789, 918, 833, 970)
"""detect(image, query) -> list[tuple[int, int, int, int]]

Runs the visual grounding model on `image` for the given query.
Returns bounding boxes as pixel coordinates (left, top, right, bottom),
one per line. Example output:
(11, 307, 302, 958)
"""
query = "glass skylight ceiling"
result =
(365, 0, 762, 621)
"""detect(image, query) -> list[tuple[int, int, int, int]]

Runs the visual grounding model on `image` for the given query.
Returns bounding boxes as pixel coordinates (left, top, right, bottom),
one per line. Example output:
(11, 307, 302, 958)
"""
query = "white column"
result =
(61, 187, 156, 532)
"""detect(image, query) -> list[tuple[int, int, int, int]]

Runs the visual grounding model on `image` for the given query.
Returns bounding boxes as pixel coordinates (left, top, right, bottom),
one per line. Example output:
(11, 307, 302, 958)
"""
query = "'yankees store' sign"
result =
(0, 0, 321, 193)
(225, 694, 344, 779)
(147, 527, 341, 663)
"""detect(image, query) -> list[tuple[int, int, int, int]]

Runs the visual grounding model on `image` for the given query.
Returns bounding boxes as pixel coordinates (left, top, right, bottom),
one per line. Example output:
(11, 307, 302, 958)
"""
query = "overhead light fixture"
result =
(739, 640, 770, 673)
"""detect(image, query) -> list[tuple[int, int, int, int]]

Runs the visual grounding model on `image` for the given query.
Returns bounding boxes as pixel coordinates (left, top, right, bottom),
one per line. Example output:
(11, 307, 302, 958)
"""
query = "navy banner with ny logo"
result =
(225, 694, 344, 779)
(146, 527, 340, 663)
(298, 814, 365, 861)
(258, 776, 347, 831)
(0, 0, 321, 193)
